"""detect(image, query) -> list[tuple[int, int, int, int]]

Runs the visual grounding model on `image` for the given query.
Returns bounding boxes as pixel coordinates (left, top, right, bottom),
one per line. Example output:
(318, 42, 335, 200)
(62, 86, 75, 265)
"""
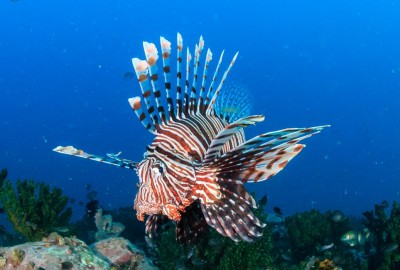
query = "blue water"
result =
(1, 0, 399, 220)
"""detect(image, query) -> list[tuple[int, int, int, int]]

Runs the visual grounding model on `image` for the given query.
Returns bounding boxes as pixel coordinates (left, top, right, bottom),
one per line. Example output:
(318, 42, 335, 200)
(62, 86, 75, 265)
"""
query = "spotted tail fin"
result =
(53, 146, 137, 170)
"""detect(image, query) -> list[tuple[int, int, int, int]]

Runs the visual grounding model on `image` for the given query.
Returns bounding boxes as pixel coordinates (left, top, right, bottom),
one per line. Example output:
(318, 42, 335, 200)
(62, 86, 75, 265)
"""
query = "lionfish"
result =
(54, 33, 328, 243)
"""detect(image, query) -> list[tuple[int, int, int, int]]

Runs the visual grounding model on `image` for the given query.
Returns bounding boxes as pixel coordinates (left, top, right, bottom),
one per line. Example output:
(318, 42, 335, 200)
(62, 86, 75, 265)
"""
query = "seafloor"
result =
(1, 169, 399, 270)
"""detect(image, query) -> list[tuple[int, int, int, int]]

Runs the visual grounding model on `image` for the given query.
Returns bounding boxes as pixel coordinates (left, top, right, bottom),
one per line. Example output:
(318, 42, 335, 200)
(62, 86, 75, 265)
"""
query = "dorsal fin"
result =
(131, 58, 159, 131)
(206, 52, 239, 116)
(143, 42, 166, 123)
(128, 97, 155, 133)
(176, 33, 184, 118)
(197, 48, 212, 114)
(215, 81, 253, 123)
(160, 37, 174, 121)
(183, 47, 192, 115)
(203, 51, 224, 113)
(189, 36, 204, 114)
(129, 34, 239, 132)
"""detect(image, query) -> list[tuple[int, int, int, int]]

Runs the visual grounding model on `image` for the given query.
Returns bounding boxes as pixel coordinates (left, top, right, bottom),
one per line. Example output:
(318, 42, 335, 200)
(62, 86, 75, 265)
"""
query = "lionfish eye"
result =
(152, 160, 165, 175)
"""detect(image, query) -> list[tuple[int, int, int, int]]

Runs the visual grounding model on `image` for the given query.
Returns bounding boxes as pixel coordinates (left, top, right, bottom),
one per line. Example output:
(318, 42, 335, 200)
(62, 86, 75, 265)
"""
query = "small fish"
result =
(124, 71, 135, 80)
(273, 207, 283, 216)
(85, 184, 92, 190)
(191, 257, 207, 266)
(384, 243, 398, 253)
(208, 238, 222, 246)
(281, 253, 293, 262)
(69, 198, 76, 204)
(187, 247, 194, 259)
(25, 221, 37, 230)
(55, 227, 70, 233)
(258, 195, 268, 207)
(341, 231, 366, 247)
(318, 243, 334, 252)
(145, 235, 156, 249)
(86, 199, 99, 218)
(54, 33, 329, 243)
(0, 208, 4, 214)
(341, 231, 358, 246)
(331, 210, 345, 222)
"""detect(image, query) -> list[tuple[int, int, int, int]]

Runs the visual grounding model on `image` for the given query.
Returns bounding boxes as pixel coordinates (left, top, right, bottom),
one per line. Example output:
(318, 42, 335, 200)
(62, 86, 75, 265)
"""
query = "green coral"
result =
(285, 209, 333, 263)
(203, 204, 274, 270)
(362, 200, 400, 269)
(0, 168, 72, 241)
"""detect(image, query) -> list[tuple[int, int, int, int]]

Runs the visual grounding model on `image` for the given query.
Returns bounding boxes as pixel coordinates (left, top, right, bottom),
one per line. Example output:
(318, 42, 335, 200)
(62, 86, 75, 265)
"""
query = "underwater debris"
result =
(0, 169, 72, 241)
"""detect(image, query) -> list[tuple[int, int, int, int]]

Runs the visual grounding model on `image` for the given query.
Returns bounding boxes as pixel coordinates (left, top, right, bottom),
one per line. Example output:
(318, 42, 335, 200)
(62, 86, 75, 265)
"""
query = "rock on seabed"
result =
(0, 233, 158, 270)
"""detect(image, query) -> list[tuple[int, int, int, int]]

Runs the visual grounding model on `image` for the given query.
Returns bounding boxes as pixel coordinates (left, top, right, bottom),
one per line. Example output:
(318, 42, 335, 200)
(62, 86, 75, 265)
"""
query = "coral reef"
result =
(362, 200, 400, 269)
(0, 232, 110, 269)
(108, 206, 146, 245)
(0, 168, 72, 241)
(0, 233, 157, 269)
(285, 209, 333, 263)
(92, 237, 157, 269)
(150, 196, 274, 270)
(94, 208, 125, 241)
(2, 166, 399, 270)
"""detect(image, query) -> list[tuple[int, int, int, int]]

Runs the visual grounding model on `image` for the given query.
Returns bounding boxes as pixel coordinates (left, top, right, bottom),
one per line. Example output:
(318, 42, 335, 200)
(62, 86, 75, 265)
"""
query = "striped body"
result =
(53, 33, 329, 243)
(134, 113, 244, 222)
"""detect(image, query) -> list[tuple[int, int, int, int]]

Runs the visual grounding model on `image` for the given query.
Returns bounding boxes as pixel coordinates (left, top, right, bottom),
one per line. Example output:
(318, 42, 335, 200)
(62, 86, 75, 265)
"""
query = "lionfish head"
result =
(133, 156, 165, 221)
(133, 146, 196, 221)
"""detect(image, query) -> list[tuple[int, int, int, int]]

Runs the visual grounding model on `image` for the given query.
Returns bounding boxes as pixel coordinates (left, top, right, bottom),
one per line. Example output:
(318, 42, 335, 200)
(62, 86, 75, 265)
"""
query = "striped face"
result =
(133, 136, 197, 221)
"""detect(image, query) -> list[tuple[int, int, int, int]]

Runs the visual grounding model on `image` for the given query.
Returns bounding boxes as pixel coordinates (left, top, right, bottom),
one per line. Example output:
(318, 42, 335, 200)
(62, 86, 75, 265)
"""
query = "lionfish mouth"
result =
(134, 202, 162, 221)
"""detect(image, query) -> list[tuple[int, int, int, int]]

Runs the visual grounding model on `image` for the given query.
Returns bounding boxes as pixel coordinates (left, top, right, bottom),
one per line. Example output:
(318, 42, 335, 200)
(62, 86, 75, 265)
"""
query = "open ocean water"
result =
(1, 0, 399, 222)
